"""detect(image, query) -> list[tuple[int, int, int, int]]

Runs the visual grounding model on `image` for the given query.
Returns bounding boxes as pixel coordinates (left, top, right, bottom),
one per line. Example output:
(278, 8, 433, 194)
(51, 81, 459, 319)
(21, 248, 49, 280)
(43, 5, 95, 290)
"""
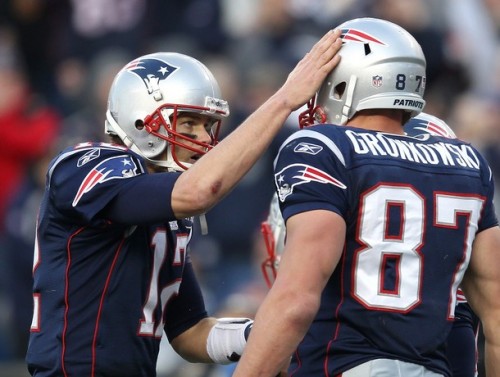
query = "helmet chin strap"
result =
(105, 110, 190, 172)
(156, 147, 192, 172)
(159, 147, 209, 234)
(105, 111, 138, 150)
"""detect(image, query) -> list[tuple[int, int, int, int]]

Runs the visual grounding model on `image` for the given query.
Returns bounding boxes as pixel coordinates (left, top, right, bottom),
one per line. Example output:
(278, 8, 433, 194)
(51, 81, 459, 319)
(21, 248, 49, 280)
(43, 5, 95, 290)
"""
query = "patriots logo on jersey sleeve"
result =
(72, 155, 141, 207)
(275, 163, 346, 202)
(125, 58, 178, 95)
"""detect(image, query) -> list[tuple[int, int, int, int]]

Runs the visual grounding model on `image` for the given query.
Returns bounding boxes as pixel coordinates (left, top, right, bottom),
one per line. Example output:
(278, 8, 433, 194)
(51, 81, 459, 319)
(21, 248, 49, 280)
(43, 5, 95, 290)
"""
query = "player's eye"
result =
(204, 121, 216, 134)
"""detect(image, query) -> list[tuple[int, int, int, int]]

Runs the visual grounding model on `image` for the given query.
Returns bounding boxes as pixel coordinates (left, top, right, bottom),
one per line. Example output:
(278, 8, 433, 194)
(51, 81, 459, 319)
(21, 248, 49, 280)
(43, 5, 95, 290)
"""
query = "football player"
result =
(26, 29, 343, 377)
(234, 17, 500, 377)
(261, 112, 481, 377)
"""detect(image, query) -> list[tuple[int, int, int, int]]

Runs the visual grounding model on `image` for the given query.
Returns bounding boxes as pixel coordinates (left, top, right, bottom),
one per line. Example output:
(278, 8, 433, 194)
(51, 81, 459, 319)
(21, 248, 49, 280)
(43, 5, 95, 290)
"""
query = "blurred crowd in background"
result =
(0, 0, 498, 376)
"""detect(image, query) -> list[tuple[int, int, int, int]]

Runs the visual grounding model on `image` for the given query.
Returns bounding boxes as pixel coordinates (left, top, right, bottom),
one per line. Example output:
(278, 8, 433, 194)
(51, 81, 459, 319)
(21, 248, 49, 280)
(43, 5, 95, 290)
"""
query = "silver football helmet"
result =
(105, 52, 229, 171)
(299, 17, 426, 127)
(404, 112, 457, 139)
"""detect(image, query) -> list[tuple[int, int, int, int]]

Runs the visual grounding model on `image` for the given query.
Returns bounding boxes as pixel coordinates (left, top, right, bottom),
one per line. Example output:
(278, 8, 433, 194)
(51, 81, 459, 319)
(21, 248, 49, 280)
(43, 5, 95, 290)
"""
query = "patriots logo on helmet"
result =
(73, 155, 141, 207)
(275, 163, 346, 202)
(405, 118, 457, 139)
(341, 28, 387, 45)
(125, 58, 178, 95)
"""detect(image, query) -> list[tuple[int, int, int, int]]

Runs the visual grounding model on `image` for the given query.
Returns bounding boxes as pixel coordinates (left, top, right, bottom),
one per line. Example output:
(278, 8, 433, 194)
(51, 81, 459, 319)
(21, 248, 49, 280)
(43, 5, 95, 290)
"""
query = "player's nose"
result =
(197, 125, 212, 145)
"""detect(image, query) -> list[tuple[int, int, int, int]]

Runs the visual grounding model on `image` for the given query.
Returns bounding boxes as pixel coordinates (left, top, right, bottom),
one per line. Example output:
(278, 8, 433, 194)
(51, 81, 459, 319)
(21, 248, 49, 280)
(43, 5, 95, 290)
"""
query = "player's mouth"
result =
(190, 154, 202, 163)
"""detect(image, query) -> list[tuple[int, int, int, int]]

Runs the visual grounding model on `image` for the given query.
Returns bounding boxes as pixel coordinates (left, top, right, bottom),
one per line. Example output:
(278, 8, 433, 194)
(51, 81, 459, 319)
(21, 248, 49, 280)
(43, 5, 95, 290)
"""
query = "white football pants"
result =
(341, 359, 444, 377)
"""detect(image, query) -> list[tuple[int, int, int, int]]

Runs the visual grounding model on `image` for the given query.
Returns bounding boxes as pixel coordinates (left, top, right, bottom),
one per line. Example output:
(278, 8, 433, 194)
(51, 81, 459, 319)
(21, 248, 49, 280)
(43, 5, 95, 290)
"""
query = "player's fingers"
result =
(296, 29, 341, 79)
(295, 29, 337, 69)
(316, 29, 343, 70)
(309, 29, 342, 63)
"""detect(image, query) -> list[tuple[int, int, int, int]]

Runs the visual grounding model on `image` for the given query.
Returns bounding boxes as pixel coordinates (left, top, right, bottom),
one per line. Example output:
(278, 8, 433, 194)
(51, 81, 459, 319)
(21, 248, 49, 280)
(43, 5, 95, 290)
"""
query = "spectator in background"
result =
(0, 27, 60, 231)
(0, 0, 228, 115)
(0, 26, 60, 363)
(0, 0, 68, 104)
(450, 91, 500, 216)
(366, 0, 470, 119)
(145, 0, 227, 56)
(442, 0, 498, 94)
(60, 48, 131, 143)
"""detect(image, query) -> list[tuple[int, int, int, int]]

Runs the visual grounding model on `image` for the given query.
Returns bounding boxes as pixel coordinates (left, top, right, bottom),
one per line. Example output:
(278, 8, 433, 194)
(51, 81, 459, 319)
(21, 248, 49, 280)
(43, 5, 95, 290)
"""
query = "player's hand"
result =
(278, 28, 342, 111)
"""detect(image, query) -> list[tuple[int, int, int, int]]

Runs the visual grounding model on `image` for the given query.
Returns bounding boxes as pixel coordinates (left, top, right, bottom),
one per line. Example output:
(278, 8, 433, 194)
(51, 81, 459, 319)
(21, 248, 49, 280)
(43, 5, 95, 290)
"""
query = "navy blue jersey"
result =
(273, 125, 497, 377)
(26, 142, 208, 377)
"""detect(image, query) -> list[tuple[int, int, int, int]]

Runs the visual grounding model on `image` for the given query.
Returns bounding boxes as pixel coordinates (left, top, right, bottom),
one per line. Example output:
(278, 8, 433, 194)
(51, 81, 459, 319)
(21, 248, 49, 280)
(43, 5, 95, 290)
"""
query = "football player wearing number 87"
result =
(234, 17, 500, 377)
(260, 112, 482, 377)
(26, 30, 344, 377)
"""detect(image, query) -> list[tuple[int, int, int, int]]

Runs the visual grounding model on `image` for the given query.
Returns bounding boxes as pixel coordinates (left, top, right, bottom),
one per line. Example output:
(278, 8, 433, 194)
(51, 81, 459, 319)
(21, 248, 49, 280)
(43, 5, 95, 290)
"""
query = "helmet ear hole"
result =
(135, 119, 144, 130)
(334, 82, 346, 100)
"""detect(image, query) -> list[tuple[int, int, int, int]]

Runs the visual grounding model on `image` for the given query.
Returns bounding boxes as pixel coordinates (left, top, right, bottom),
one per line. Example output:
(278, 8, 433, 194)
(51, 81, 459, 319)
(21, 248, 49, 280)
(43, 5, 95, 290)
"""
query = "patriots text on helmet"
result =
(345, 130, 480, 169)
(393, 99, 424, 109)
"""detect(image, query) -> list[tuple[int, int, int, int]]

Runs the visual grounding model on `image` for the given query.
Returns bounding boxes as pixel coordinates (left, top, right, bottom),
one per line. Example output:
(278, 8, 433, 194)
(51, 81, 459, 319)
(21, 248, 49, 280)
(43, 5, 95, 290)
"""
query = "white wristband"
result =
(206, 317, 253, 364)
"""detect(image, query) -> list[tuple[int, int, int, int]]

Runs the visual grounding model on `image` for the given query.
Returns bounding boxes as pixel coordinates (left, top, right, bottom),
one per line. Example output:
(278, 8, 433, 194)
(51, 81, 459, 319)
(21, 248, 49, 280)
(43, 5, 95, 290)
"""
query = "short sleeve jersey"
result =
(273, 125, 497, 377)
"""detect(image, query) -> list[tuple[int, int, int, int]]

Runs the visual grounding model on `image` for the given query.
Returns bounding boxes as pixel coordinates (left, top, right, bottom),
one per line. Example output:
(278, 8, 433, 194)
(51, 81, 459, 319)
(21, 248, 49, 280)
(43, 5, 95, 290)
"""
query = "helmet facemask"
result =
(143, 103, 224, 171)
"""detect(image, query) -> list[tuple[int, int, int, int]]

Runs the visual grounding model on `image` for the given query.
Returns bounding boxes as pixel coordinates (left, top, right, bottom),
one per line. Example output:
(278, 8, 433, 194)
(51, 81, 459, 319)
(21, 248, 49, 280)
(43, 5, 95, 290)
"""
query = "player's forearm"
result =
(482, 311, 500, 377)
(233, 289, 318, 376)
(171, 317, 253, 364)
(484, 341, 500, 376)
(171, 317, 217, 363)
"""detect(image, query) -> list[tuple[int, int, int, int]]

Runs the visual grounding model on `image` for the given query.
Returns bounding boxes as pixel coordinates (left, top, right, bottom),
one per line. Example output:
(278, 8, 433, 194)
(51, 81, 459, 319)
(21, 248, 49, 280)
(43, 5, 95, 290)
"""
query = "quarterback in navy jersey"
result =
(28, 143, 203, 376)
(26, 32, 344, 377)
(234, 18, 500, 377)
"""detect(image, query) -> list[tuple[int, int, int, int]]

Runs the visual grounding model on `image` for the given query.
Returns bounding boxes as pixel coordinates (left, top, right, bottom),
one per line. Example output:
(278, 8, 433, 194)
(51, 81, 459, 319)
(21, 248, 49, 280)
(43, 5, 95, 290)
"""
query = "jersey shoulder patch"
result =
(48, 142, 146, 207)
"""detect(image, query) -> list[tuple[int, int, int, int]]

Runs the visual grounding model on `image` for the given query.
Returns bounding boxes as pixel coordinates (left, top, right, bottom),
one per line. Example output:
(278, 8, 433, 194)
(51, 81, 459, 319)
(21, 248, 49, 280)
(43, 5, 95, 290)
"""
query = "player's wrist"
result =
(206, 317, 253, 364)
